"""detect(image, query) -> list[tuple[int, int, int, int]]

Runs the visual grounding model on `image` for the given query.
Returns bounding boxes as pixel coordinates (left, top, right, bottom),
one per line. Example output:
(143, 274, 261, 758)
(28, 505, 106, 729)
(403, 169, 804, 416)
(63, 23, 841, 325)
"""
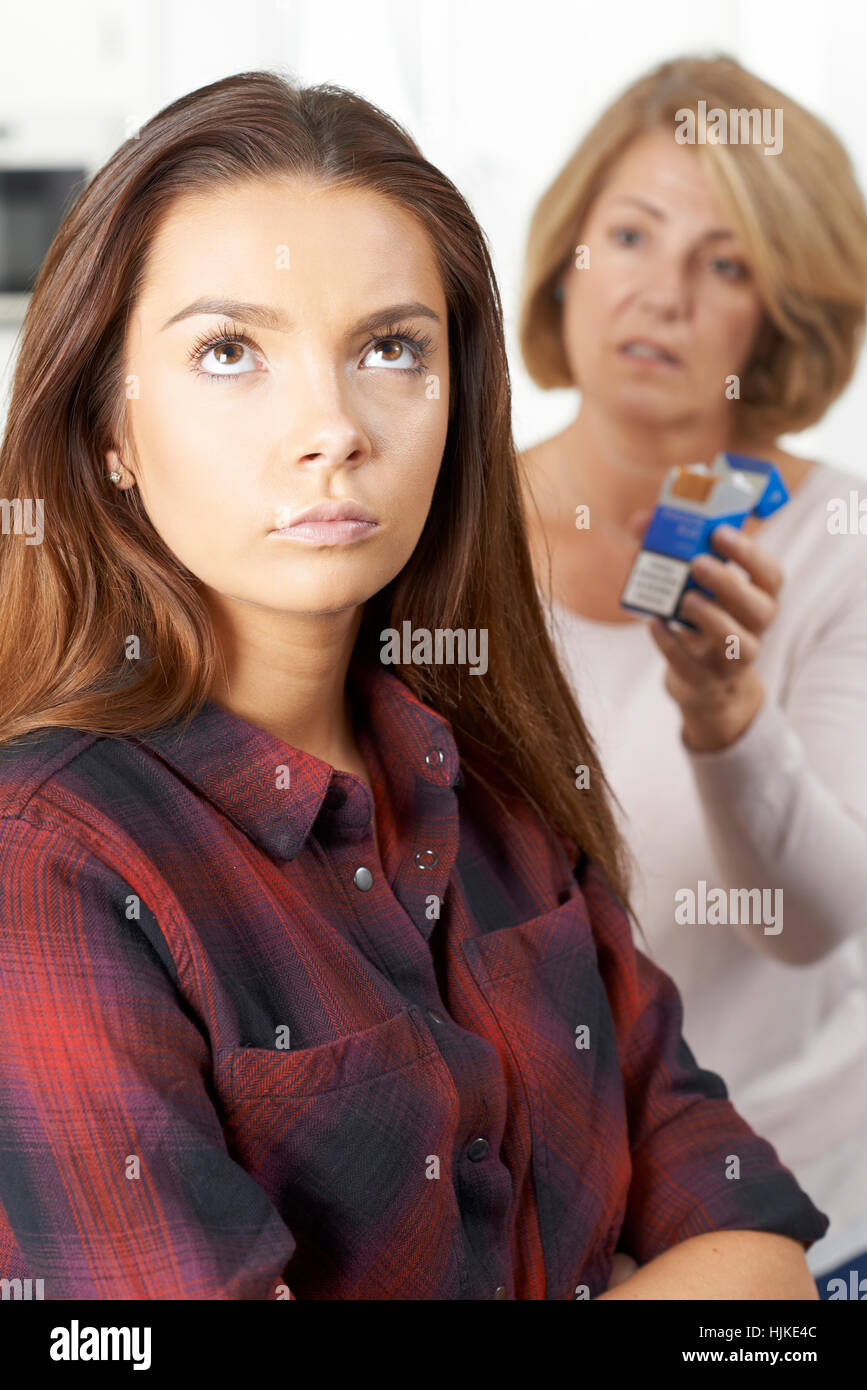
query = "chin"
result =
(610, 386, 693, 426)
(273, 589, 375, 617)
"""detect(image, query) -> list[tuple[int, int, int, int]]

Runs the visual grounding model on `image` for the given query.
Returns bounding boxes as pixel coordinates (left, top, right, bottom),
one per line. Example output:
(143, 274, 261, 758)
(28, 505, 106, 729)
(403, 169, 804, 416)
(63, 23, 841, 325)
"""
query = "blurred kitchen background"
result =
(1, 0, 866, 470)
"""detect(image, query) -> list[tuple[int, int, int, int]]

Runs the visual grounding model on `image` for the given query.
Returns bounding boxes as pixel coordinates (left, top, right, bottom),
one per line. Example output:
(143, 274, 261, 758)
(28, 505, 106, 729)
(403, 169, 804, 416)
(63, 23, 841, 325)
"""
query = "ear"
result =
(104, 447, 132, 489)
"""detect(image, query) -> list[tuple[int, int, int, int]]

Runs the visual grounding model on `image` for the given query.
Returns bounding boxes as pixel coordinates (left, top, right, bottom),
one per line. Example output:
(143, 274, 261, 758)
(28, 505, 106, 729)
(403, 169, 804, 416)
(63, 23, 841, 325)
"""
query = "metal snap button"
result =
(425, 747, 444, 767)
(467, 1136, 489, 1162)
(353, 866, 373, 891)
(426, 1008, 446, 1025)
(414, 849, 438, 869)
(493, 1286, 507, 1299)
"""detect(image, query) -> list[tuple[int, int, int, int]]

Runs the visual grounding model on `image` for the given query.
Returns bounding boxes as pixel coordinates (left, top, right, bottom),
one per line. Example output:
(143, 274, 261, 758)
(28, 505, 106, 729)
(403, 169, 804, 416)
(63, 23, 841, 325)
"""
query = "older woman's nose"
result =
(637, 257, 692, 318)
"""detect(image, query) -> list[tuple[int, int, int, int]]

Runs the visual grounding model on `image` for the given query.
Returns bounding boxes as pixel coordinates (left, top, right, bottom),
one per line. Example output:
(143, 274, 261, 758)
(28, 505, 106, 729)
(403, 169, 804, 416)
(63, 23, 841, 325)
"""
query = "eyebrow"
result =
(159, 298, 442, 333)
(606, 195, 736, 241)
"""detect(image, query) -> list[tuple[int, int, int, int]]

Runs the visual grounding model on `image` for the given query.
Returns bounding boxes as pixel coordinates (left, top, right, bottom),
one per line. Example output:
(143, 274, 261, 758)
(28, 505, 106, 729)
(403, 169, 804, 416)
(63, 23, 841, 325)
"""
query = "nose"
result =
(637, 252, 692, 319)
(279, 356, 371, 472)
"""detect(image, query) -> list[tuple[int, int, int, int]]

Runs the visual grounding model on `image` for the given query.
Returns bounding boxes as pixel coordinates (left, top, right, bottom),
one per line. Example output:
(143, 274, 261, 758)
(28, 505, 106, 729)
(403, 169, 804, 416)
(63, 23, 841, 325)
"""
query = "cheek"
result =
(561, 285, 605, 381)
(565, 255, 621, 342)
(700, 293, 763, 359)
(130, 362, 246, 478)
(126, 373, 250, 564)
(364, 387, 449, 507)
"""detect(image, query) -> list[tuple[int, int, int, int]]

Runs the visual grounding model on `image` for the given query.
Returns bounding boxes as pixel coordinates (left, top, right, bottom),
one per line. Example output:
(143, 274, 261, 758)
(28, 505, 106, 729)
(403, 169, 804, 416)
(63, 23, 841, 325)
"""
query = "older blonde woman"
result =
(518, 54, 867, 1294)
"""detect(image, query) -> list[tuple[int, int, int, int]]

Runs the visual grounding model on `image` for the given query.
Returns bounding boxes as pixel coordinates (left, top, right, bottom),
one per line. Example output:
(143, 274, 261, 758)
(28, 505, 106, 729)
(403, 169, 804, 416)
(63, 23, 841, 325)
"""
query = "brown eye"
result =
(358, 325, 433, 376)
(195, 338, 260, 378)
(213, 343, 244, 366)
(366, 338, 413, 367)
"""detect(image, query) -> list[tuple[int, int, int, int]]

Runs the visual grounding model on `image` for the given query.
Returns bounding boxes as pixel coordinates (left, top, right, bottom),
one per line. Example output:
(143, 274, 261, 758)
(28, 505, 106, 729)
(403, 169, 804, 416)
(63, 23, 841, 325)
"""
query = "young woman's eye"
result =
(187, 324, 262, 381)
(361, 329, 432, 375)
(611, 226, 643, 248)
(199, 342, 257, 375)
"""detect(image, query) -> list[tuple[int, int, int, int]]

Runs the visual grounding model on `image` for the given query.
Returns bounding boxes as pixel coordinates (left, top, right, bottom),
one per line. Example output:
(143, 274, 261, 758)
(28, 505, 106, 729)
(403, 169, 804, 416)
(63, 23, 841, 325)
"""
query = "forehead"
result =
(595, 130, 727, 221)
(135, 176, 445, 317)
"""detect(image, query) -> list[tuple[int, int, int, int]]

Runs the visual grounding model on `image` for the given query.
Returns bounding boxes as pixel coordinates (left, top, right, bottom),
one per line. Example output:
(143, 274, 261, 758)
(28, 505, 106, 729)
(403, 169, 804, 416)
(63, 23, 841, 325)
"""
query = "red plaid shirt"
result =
(0, 652, 827, 1299)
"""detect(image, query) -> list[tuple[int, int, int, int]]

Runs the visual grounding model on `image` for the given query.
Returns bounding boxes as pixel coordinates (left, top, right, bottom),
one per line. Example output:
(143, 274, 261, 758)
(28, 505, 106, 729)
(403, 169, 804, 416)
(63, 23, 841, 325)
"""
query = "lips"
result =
(274, 499, 377, 529)
(618, 338, 682, 365)
(269, 497, 379, 547)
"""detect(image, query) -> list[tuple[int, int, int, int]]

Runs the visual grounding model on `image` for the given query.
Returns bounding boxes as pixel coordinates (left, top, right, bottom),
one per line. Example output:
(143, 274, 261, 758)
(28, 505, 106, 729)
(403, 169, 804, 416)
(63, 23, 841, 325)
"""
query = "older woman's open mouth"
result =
(618, 337, 683, 368)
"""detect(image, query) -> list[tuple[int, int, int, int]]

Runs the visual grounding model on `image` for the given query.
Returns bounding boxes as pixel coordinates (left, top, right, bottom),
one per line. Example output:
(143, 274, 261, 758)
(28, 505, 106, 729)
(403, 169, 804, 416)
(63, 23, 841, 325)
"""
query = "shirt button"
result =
(467, 1137, 489, 1162)
(353, 866, 374, 891)
(425, 747, 444, 767)
(426, 1008, 445, 1025)
(493, 1286, 507, 1299)
(415, 849, 439, 869)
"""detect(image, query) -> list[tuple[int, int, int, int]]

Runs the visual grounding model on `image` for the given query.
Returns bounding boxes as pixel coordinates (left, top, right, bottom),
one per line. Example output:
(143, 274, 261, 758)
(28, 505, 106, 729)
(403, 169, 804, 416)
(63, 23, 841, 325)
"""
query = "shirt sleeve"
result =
(576, 853, 831, 1266)
(684, 564, 867, 963)
(0, 815, 297, 1300)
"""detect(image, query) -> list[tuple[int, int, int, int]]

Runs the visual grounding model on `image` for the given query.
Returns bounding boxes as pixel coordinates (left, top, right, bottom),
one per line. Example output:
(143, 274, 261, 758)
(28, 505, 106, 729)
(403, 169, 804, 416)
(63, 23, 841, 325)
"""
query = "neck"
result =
(561, 400, 739, 528)
(203, 593, 364, 763)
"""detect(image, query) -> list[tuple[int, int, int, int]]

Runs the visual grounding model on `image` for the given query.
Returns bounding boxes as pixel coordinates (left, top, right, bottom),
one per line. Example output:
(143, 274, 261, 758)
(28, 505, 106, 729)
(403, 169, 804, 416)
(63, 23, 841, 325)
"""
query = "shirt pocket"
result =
(460, 889, 632, 1299)
(212, 1006, 464, 1299)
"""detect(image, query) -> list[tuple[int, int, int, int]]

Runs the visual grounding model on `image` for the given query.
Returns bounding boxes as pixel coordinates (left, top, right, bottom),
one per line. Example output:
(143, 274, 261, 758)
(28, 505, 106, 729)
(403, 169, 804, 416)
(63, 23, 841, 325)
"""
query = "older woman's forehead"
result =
(591, 136, 739, 230)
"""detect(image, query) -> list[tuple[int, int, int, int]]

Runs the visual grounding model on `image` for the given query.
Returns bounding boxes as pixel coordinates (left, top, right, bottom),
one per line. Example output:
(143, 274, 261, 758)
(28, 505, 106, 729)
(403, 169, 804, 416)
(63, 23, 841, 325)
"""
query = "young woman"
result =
(518, 54, 867, 1294)
(0, 70, 827, 1301)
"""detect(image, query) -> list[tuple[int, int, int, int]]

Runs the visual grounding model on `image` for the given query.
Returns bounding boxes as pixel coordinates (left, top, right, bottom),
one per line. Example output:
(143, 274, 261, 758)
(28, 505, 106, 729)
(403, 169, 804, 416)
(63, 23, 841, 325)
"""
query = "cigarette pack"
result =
(620, 451, 789, 626)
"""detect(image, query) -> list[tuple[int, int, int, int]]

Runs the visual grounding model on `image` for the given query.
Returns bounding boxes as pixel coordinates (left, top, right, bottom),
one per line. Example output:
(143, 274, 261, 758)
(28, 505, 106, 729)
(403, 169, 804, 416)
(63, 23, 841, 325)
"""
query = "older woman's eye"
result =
(611, 227, 643, 247)
(710, 256, 749, 281)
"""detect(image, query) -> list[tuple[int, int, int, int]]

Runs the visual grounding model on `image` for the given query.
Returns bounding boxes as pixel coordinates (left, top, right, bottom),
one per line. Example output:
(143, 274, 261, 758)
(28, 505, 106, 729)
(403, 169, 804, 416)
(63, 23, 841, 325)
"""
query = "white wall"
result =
(1, 0, 866, 474)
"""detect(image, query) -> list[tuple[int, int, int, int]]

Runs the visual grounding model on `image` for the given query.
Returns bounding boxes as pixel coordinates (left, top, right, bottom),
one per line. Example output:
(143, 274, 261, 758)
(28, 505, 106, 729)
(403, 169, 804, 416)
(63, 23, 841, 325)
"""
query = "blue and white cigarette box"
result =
(620, 451, 789, 625)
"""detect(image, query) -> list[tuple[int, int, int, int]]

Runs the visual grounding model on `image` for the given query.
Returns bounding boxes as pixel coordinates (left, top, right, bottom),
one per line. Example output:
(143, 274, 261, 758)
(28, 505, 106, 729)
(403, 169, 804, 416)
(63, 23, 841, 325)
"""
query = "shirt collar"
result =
(133, 650, 463, 863)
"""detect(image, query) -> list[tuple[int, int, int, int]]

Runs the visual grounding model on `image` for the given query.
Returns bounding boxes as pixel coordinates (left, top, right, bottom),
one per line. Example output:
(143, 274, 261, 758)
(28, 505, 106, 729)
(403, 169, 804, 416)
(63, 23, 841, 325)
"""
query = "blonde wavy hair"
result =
(519, 53, 867, 441)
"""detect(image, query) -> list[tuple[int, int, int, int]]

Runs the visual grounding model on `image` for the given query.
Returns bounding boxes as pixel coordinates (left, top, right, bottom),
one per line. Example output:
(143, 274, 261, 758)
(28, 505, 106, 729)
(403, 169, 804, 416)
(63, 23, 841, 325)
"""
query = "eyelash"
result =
(370, 320, 434, 375)
(186, 318, 434, 382)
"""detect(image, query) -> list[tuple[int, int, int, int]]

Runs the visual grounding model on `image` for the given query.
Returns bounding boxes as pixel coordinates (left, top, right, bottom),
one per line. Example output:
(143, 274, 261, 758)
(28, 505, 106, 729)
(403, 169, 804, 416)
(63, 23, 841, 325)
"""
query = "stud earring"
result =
(109, 470, 122, 483)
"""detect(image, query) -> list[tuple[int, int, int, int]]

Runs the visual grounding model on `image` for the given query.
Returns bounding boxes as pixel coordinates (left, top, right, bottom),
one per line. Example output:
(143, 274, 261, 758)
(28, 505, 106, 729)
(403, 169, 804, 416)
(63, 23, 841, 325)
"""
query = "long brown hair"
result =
(0, 69, 634, 917)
